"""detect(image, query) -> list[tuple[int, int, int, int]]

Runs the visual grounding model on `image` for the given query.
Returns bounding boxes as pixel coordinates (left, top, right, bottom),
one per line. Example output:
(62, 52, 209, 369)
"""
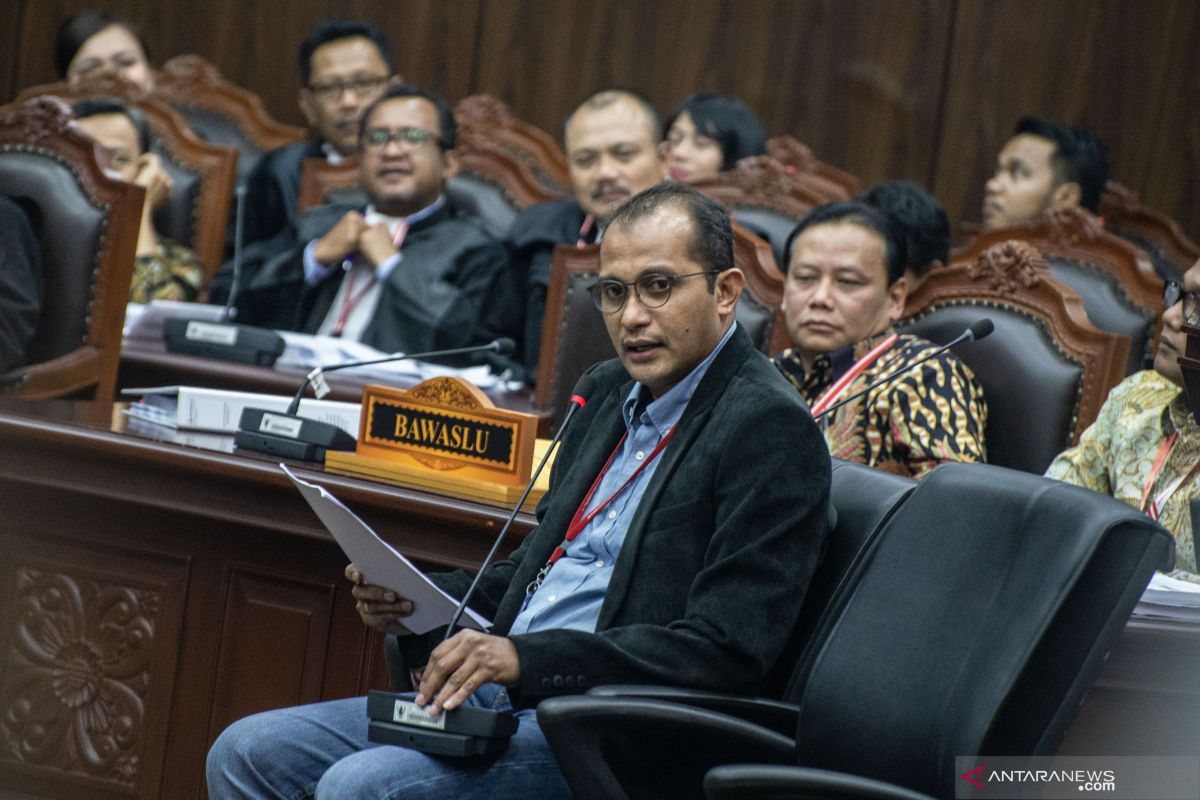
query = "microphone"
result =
(366, 374, 597, 758)
(234, 338, 517, 462)
(815, 319, 993, 421)
(163, 184, 287, 365)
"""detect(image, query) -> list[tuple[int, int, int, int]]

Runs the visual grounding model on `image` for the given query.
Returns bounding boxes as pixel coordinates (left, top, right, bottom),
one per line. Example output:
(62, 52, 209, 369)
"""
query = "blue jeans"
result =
(205, 684, 571, 799)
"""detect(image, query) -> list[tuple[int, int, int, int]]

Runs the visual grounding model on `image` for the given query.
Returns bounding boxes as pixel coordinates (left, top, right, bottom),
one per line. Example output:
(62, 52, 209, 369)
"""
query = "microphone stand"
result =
(366, 375, 596, 758)
(235, 339, 515, 462)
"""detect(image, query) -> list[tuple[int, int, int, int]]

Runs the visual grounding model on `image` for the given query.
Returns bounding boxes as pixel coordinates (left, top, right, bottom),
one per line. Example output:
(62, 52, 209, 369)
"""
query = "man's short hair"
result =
(563, 90, 661, 144)
(663, 93, 767, 171)
(858, 180, 949, 278)
(298, 19, 394, 86)
(358, 84, 457, 150)
(72, 96, 152, 155)
(1014, 116, 1110, 212)
(55, 12, 149, 79)
(785, 202, 905, 285)
(608, 183, 733, 289)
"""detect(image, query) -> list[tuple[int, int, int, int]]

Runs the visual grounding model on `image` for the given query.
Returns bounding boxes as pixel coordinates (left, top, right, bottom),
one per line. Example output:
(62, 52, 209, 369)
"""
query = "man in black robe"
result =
(508, 90, 665, 379)
(233, 85, 518, 362)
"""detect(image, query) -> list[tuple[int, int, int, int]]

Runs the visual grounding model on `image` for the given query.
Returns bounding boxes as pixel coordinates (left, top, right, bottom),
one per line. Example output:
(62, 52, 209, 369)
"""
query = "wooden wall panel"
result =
(472, 0, 952, 188)
(932, 0, 1200, 237)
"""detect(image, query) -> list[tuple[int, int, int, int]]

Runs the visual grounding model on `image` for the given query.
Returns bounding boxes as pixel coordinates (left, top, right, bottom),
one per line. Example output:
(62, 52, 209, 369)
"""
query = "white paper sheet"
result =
(282, 465, 490, 634)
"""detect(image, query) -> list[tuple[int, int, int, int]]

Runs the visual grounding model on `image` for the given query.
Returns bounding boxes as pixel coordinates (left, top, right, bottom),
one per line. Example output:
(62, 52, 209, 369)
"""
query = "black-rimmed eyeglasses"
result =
(1162, 280, 1200, 326)
(587, 271, 718, 314)
(361, 127, 446, 152)
(307, 76, 388, 104)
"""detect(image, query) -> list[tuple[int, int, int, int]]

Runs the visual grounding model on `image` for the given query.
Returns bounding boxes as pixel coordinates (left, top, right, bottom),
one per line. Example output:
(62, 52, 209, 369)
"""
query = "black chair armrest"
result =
(704, 765, 938, 800)
(586, 684, 800, 737)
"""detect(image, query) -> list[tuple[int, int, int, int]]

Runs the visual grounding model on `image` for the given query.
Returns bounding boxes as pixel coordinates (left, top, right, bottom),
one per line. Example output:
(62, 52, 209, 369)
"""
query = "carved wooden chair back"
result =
(0, 98, 142, 401)
(955, 206, 1162, 373)
(14, 75, 237, 279)
(767, 135, 861, 199)
(1100, 180, 1200, 281)
(455, 94, 571, 197)
(901, 240, 1129, 474)
(154, 54, 308, 187)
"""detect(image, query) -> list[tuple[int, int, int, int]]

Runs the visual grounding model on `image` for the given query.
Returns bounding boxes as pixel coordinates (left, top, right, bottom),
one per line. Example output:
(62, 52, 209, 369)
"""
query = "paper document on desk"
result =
(1133, 571, 1200, 623)
(122, 385, 360, 435)
(282, 465, 490, 635)
(274, 331, 500, 390)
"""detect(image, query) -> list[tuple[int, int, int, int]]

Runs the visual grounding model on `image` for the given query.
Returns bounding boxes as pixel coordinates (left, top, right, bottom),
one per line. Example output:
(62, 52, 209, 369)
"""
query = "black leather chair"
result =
(536, 462, 1174, 800)
(0, 98, 141, 401)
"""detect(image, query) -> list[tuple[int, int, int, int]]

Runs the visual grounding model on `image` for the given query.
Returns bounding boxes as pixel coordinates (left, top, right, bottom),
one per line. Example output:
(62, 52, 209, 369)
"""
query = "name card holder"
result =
(324, 377, 543, 509)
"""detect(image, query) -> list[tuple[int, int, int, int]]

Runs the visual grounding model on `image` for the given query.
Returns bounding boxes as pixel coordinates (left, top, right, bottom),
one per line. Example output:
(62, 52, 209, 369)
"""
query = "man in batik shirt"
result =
(774, 202, 987, 478)
(1047, 258, 1200, 583)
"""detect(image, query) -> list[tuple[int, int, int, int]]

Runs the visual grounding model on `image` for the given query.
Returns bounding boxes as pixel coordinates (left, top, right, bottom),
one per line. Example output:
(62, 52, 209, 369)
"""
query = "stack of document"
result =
(122, 385, 361, 436)
(1134, 571, 1200, 623)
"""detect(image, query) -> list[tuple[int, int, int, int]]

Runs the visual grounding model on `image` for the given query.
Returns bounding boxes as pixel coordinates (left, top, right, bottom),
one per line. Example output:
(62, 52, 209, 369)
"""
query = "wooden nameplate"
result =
(324, 377, 545, 510)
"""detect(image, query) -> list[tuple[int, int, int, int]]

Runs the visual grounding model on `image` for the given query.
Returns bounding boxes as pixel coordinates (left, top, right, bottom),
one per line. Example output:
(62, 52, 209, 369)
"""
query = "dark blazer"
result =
(0, 196, 42, 374)
(399, 325, 832, 706)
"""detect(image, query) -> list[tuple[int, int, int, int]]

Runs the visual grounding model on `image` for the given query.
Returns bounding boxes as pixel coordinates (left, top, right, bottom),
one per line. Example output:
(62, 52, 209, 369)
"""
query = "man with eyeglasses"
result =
(228, 84, 519, 360)
(232, 19, 397, 256)
(1048, 259, 1200, 584)
(207, 183, 830, 798)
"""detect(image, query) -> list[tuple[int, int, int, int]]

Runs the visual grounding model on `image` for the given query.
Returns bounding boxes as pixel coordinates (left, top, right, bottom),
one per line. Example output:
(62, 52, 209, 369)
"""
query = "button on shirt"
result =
(509, 322, 738, 636)
(303, 196, 447, 342)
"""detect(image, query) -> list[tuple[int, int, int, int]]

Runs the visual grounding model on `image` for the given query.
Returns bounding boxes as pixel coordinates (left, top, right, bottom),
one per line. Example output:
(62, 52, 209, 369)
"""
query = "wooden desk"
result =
(0, 401, 1196, 798)
(0, 400, 535, 799)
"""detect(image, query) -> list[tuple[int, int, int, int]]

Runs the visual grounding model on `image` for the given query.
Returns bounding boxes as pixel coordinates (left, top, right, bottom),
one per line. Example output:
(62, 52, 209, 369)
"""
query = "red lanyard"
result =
(525, 423, 677, 597)
(810, 333, 899, 417)
(1139, 431, 1200, 520)
(576, 214, 595, 248)
(330, 220, 409, 337)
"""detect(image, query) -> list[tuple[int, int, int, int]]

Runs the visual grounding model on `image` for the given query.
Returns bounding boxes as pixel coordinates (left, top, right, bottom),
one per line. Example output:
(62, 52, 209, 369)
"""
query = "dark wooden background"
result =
(5, 0, 1199, 239)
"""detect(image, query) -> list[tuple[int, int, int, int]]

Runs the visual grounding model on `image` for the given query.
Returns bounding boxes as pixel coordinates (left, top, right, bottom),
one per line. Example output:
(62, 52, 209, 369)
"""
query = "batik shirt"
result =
(774, 331, 987, 479)
(1047, 370, 1199, 582)
(130, 238, 204, 303)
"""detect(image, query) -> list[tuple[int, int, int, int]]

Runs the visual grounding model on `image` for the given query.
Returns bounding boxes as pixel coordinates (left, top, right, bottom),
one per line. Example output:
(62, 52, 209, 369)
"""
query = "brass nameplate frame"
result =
(349, 377, 536, 487)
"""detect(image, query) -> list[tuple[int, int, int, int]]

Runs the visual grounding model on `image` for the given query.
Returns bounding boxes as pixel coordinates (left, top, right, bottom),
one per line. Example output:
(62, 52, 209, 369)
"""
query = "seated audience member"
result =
(54, 11, 154, 91)
(236, 19, 396, 252)
(207, 182, 832, 798)
(73, 98, 204, 302)
(508, 90, 665, 377)
(662, 92, 767, 182)
(0, 196, 42, 374)
(231, 85, 518, 359)
(858, 180, 949, 292)
(982, 116, 1109, 229)
(1047, 258, 1200, 583)
(774, 202, 987, 478)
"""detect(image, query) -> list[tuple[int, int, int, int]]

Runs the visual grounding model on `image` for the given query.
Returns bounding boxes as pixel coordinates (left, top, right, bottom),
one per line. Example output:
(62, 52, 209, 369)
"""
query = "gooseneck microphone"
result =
(366, 374, 597, 758)
(234, 338, 517, 461)
(163, 184, 287, 365)
(814, 319, 993, 422)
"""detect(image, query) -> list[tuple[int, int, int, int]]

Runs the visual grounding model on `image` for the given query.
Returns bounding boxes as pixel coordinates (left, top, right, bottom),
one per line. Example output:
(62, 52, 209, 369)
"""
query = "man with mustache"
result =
(508, 90, 665, 380)
(1047, 258, 1200, 584)
(231, 85, 519, 360)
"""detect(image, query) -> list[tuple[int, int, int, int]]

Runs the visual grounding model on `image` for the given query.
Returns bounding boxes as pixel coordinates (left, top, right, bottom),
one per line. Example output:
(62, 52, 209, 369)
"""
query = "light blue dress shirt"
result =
(509, 322, 738, 636)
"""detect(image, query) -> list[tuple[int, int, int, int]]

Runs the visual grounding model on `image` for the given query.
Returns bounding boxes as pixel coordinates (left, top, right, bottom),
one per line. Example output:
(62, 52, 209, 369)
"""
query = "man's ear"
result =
(298, 88, 317, 128)
(715, 267, 745, 316)
(441, 149, 460, 181)
(1050, 180, 1082, 209)
(886, 274, 909, 323)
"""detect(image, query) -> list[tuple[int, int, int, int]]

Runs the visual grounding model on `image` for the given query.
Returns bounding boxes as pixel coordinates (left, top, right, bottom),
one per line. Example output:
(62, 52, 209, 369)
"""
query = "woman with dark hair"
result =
(662, 93, 767, 182)
(55, 11, 153, 91)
